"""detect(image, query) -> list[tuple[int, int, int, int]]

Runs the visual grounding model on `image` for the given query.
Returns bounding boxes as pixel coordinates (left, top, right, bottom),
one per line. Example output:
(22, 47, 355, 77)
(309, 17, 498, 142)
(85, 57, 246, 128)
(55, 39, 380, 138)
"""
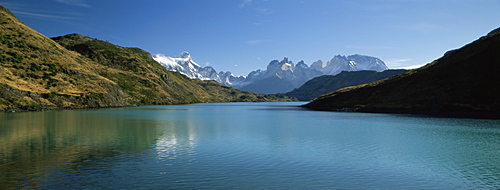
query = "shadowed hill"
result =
(0, 5, 294, 111)
(284, 69, 408, 101)
(303, 27, 500, 118)
(240, 75, 296, 94)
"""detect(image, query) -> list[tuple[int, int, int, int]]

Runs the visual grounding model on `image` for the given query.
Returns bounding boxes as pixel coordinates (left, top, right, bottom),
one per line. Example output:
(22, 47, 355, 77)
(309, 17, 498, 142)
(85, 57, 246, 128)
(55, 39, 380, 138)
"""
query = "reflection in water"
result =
(0, 109, 161, 189)
(155, 119, 199, 160)
(0, 103, 499, 189)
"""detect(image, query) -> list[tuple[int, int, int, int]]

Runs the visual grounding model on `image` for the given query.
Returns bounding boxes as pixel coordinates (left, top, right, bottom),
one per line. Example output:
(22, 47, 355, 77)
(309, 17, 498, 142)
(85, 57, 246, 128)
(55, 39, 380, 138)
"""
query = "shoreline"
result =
(300, 105, 500, 120)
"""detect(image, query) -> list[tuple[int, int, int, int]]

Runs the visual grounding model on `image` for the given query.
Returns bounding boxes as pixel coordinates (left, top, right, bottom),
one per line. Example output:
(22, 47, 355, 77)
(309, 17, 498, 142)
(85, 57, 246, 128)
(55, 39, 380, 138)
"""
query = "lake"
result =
(1, 102, 499, 189)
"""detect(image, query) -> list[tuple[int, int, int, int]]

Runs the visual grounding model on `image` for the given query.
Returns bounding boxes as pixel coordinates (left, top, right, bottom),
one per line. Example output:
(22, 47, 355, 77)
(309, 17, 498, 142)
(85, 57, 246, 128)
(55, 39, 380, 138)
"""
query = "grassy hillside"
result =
(284, 69, 408, 101)
(304, 28, 500, 118)
(51, 34, 294, 104)
(0, 5, 294, 112)
(0, 5, 128, 111)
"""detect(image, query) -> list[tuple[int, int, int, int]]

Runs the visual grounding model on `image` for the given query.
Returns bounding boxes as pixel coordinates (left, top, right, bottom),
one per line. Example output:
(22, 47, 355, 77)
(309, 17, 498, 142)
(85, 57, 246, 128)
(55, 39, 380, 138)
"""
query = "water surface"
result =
(1, 102, 499, 189)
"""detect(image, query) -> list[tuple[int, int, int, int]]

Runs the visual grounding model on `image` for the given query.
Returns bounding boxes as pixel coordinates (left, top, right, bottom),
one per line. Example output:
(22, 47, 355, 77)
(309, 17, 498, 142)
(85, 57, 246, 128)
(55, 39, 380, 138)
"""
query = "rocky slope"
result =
(0, 5, 295, 112)
(153, 52, 246, 87)
(303, 27, 500, 118)
(154, 53, 389, 94)
(238, 55, 388, 94)
(321, 54, 388, 76)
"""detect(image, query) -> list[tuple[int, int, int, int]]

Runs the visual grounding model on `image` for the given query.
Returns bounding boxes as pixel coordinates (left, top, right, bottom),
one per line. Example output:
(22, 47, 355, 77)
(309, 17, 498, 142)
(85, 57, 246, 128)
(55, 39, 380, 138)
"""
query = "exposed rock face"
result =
(236, 55, 388, 94)
(310, 60, 324, 71)
(153, 53, 389, 94)
(295, 60, 324, 87)
(323, 55, 388, 76)
(153, 52, 203, 79)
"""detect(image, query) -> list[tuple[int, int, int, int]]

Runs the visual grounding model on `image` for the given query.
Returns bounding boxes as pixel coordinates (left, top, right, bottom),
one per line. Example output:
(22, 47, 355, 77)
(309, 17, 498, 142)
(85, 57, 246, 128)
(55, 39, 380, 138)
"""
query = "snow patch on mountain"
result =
(152, 52, 388, 93)
(152, 52, 245, 86)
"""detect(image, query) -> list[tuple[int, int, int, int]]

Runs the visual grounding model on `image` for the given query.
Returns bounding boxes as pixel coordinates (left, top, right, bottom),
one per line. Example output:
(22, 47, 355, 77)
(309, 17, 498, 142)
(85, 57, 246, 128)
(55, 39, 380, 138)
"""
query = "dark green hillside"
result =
(240, 76, 296, 94)
(303, 27, 500, 118)
(284, 69, 408, 101)
(0, 5, 294, 111)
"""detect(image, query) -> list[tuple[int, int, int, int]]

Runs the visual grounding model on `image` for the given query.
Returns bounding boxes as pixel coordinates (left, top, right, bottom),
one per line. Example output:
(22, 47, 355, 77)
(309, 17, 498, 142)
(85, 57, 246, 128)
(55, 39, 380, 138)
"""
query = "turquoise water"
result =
(1, 102, 499, 189)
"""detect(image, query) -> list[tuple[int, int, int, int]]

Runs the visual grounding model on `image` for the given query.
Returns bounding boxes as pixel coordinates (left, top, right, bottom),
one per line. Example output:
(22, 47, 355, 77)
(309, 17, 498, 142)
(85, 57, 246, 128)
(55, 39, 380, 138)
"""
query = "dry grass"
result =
(0, 5, 295, 111)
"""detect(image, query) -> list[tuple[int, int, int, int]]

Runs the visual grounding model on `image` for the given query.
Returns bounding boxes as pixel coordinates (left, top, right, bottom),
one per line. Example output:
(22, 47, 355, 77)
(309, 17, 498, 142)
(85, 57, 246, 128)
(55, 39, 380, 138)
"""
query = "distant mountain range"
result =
(0, 5, 294, 112)
(153, 53, 388, 94)
(303, 27, 500, 118)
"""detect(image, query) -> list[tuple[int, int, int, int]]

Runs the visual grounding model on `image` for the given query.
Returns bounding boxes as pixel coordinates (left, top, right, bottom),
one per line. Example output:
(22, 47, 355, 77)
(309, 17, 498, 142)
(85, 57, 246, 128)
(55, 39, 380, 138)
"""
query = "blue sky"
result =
(1, 0, 499, 76)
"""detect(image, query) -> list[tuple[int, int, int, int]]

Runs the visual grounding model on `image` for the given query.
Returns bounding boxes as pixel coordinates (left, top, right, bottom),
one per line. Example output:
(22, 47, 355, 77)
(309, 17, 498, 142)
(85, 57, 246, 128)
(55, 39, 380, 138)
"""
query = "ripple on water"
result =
(3, 103, 500, 189)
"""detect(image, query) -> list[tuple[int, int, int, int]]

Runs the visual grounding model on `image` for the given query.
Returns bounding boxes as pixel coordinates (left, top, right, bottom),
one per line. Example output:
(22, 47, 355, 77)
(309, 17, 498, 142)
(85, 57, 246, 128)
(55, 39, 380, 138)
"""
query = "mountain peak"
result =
(178, 51, 191, 59)
(297, 60, 306, 66)
(154, 53, 388, 94)
(281, 56, 289, 64)
(334, 54, 345, 58)
(311, 60, 324, 71)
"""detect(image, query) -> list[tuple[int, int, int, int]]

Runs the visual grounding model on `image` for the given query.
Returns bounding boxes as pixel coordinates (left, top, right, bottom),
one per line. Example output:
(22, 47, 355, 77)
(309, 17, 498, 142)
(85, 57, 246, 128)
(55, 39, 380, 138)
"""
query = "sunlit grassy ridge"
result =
(0, 6, 128, 110)
(51, 33, 294, 104)
(0, 5, 295, 111)
(304, 28, 500, 118)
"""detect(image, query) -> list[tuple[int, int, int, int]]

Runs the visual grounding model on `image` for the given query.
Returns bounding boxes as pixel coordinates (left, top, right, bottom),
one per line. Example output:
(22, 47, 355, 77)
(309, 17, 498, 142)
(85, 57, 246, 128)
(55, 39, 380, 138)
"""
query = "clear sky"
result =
(1, 0, 499, 76)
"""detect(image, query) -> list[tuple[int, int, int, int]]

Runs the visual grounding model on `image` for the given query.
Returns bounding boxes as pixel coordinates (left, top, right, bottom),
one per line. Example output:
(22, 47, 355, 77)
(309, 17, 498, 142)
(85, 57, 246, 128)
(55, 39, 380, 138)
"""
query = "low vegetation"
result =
(304, 28, 500, 118)
(0, 5, 295, 112)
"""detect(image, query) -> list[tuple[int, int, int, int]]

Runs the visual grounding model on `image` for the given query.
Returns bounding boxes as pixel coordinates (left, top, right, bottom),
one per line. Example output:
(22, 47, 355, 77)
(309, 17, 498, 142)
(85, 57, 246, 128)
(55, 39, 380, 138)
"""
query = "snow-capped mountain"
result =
(152, 52, 388, 94)
(320, 54, 388, 75)
(251, 57, 323, 88)
(238, 55, 388, 93)
(152, 52, 244, 86)
(153, 51, 206, 79)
